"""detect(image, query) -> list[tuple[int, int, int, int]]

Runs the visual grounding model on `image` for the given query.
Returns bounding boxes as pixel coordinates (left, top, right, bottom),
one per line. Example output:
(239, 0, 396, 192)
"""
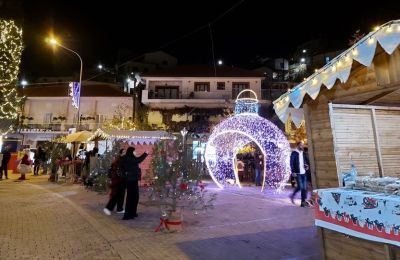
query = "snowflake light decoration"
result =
(205, 90, 291, 192)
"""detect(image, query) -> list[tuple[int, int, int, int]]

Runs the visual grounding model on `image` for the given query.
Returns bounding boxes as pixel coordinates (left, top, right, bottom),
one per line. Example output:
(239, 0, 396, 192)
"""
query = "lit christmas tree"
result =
(103, 103, 136, 130)
(0, 19, 24, 132)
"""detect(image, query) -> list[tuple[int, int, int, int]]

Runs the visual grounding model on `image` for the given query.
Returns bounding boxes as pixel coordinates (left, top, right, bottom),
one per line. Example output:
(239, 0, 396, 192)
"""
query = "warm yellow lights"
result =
(386, 26, 393, 33)
(312, 78, 318, 86)
(352, 48, 358, 56)
(49, 38, 58, 45)
(368, 37, 375, 45)
(373, 26, 380, 31)
(45, 37, 59, 45)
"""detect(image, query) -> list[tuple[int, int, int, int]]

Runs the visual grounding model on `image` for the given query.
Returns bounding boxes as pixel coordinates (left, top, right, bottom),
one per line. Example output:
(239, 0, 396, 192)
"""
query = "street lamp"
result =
(20, 80, 28, 87)
(46, 37, 83, 130)
(180, 127, 188, 177)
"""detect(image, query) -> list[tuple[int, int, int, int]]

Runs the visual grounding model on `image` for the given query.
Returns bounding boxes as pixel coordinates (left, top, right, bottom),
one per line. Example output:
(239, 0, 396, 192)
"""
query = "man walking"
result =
(254, 153, 263, 186)
(290, 142, 310, 207)
(0, 145, 11, 180)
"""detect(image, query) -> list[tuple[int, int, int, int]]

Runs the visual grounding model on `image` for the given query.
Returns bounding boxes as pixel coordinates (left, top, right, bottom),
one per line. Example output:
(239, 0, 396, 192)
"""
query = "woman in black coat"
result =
(119, 147, 148, 220)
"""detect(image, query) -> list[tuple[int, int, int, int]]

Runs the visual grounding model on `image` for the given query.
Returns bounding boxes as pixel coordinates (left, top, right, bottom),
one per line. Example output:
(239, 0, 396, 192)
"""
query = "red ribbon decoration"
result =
(154, 217, 182, 232)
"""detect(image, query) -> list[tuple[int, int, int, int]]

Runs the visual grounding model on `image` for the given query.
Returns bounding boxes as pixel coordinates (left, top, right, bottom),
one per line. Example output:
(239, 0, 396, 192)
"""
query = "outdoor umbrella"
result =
(63, 131, 93, 143)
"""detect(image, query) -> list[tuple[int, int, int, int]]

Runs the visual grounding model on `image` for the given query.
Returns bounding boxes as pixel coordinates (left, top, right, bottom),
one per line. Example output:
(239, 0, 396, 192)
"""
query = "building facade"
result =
(140, 65, 265, 132)
(19, 81, 133, 146)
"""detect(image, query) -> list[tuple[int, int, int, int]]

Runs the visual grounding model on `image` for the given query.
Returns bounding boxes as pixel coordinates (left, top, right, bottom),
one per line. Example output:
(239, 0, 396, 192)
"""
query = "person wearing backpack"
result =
(119, 147, 148, 220)
(103, 148, 126, 215)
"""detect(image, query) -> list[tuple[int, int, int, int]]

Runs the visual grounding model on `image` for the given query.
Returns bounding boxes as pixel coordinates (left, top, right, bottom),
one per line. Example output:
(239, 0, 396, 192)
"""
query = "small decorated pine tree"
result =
(146, 139, 216, 228)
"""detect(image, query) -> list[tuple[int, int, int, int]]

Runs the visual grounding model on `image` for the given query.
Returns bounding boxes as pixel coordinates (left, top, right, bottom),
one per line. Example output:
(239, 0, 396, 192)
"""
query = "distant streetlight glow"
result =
(21, 80, 28, 87)
(300, 58, 306, 63)
(302, 49, 306, 53)
(218, 60, 223, 65)
(97, 64, 103, 70)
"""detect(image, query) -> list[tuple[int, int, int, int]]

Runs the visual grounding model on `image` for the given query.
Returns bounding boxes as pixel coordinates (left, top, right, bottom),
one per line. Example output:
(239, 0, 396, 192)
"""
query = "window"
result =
(155, 86, 179, 99)
(44, 113, 52, 124)
(232, 82, 249, 98)
(194, 82, 210, 92)
(217, 82, 225, 90)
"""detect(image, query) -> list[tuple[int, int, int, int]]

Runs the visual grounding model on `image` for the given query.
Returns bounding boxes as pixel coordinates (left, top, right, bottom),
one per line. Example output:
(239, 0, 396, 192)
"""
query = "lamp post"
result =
(180, 127, 188, 177)
(181, 127, 188, 152)
(47, 38, 83, 130)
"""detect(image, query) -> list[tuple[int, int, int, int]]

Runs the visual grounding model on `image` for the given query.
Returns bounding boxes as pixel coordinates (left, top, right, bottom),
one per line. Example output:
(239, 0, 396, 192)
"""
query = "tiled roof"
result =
(21, 81, 130, 97)
(142, 65, 264, 78)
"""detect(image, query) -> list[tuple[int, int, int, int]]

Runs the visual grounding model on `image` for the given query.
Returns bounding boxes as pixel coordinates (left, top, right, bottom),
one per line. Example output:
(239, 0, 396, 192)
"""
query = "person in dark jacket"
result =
(289, 142, 310, 207)
(0, 145, 11, 179)
(120, 147, 148, 220)
(33, 146, 45, 176)
(103, 149, 126, 215)
(254, 153, 263, 186)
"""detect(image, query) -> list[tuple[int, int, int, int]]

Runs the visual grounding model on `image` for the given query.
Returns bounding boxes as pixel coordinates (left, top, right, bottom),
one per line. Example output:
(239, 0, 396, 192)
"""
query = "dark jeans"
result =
(105, 181, 126, 212)
(255, 168, 262, 186)
(0, 163, 8, 178)
(34, 160, 41, 175)
(291, 174, 307, 202)
(124, 180, 139, 219)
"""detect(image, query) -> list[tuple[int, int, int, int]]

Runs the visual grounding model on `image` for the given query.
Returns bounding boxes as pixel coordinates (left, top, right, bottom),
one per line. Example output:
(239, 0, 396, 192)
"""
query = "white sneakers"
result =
(103, 208, 112, 216)
(103, 208, 125, 215)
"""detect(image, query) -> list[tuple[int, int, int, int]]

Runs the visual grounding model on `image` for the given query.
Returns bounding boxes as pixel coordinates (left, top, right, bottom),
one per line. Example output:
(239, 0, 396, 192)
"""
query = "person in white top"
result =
(289, 142, 310, 207)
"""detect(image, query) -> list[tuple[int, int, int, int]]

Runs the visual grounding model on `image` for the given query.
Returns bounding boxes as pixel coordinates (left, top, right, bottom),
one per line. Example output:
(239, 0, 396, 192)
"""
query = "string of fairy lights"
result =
(273, 20, 400, 111)
(0, 19, 24, 121)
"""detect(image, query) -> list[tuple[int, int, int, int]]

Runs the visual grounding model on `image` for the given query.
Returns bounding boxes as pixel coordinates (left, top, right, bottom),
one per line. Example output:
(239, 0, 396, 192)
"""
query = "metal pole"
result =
(55, 43, 83, 131)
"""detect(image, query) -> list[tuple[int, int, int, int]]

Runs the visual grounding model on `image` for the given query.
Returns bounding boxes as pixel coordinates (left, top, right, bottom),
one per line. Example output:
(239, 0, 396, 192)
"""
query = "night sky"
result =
(19, 0, 400, 80)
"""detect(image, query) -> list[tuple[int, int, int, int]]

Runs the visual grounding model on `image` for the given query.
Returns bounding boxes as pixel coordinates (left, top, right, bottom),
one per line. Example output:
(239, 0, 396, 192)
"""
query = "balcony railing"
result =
(20, 122, 105, 132)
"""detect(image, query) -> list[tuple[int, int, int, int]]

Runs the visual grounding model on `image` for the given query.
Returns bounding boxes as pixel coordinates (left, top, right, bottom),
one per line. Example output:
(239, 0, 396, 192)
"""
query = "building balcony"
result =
(142, 90, 231, 109)
(19, 121, 105, 133)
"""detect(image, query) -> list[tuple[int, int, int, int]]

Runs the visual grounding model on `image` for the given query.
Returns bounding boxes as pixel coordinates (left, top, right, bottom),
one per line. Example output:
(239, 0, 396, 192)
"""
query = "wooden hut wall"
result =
(303, 47, 400, 259)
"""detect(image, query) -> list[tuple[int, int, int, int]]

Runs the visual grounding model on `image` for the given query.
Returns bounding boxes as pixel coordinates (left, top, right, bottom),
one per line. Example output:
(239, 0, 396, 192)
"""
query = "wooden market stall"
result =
(274, 20, 400, 259)
(90, 129, 176, 183)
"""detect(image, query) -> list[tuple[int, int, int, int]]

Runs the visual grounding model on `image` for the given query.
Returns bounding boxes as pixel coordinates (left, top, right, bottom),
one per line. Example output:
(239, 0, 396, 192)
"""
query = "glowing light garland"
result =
(205, 90, 291, 192)
(0, 19, 24, 121)
(0, 19, 23, 87)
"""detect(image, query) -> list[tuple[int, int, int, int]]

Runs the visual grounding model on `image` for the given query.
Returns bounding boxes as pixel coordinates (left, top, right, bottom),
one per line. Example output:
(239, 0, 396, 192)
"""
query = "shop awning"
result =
(273, 20, 400, 123)
(89, 128, 176, 144)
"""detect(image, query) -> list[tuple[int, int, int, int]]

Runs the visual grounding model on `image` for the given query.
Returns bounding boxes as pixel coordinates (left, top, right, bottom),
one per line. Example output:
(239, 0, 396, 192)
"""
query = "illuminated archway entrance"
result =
(205, 90, 291, 192)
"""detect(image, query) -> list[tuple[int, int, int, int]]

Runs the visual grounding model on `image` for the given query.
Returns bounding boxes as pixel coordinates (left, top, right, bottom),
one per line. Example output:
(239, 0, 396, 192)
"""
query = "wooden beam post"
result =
(371, 108, 384, 177)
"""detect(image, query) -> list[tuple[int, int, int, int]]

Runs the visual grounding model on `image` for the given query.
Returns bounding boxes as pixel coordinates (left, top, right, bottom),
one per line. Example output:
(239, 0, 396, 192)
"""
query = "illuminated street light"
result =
(97, 64, 103, 70)
(218, 59, 223, 65)
(300, 58, 306, 63)
(46, 36, 83, 129)
(20, 80, 28, 87)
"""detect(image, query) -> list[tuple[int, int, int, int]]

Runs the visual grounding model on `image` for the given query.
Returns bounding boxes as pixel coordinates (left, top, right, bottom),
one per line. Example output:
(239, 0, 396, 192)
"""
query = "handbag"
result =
(16, 161, 22, 173)
(19, 164, 32, 174)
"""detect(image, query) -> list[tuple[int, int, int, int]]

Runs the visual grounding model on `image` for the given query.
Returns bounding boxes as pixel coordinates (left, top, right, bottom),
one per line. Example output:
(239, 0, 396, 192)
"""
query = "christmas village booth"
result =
(90, 129, 176, 183)
(274, 20, 400, 259)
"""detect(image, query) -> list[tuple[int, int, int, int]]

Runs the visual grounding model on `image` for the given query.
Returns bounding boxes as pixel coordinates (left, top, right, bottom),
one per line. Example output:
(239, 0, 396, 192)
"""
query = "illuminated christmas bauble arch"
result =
(205, 90, 291, 192)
